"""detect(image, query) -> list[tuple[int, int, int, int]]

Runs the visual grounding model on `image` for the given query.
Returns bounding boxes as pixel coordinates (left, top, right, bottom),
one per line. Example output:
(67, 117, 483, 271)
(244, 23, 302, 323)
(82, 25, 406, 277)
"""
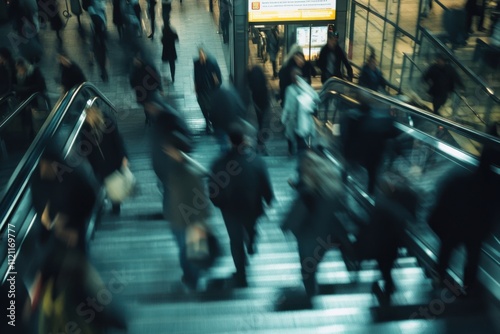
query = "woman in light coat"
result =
(281, 67, 319, 155)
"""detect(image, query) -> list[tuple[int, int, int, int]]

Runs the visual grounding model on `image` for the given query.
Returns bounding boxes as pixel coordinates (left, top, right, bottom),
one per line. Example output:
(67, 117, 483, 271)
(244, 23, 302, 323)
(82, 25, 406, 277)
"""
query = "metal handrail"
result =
(322, 84, 500, 296)
(0, 82, 117, 232)
(0, 92, 51, 131)
(0, 83, 118, 286)
(320, 77, 500, 150)
(418, 27, 500, 104)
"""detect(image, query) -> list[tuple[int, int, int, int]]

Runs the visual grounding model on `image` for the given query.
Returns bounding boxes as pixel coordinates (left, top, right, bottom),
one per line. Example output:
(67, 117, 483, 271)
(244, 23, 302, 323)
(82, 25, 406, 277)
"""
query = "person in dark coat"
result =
(247, 65, 270, 154)
(13, 58, 47, 139)
(112, 0, 123, 39)
(31, 143, 97, 251)
(340, 100, 399, 194)
(209, 84, 246, 151)
(354, 174, 419, 297)
(219, 0, 230, 44)
(466, 0, 486, 33)
(0, 47, 16, 96)
(147, 0, 156, 38)
(161, 24, 179, 83)
(266, 26, 281, 78)
(194, 47, 222, 133)
(129, 54, 163, 124)
(422, 53, 464, 114)
(209, 128, 274, 287)
(317, 31, 353, 84)
(282, 150, 345, 297)
(88, 3, 109, 82)
(57, 54, 87, 94)
(83, 105, 128, 214)
(358, 54, 387, 93)
(428, 153, 500, 296)
(39, 0, 64, 43)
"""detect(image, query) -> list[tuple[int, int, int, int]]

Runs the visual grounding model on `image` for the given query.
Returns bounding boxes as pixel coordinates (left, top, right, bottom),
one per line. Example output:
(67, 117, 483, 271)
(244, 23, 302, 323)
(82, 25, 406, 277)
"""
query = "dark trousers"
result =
(197, 93, 212, 127)
(172, 227, 199, 287)
(162, 3, 172, 24)
(221, 211, 257, 279)
(164, 59, 176, 82)
(148, 0, 156, 35)
(254, 104, 269, 149)
(297, 235, 326, 296)
(436, 236, 483, 292)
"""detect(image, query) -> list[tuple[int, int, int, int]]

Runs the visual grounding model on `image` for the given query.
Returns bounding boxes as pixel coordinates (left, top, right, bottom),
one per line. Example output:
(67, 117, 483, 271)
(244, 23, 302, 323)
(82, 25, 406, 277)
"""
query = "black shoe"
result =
(232, 273, 248, 288)
(148, 33, 154, 39)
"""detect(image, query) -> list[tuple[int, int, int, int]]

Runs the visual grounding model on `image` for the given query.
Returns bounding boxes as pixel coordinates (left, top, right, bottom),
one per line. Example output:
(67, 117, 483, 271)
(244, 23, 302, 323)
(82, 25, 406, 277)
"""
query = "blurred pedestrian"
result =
(209, 127, 274, 287)
(129, 53, 163, 124)
(31, 230, 127, 333)
(88, 2, 109, 82)
(112, 0, 123, 39)
(39, 0, 64, 43)
(278, 44, 316, 106)
(194, 47, 222, 134)
(247, 65, 271, 154)
(282, 150, 344, 297)
(281, 67, 319, 156)
(13, 57, 47, 139)
(148, 0, 156, 38)
(83, 105, 129, 214)
(266, 26, 281, 78)
(162, 0, 172, 25)
(354, 173, 419, 298)
(57, 53, 87, 94)
(219, 0, 230, 44)
(317, 31, 353, 84)
(31, 143, 97, 251)
(428, 150, 499, 296)
(161, 24, 179, 84)
(466, 0, 486, 34)
(358, 53, 387, 93)
(0, 47, 16, 96)
(422, 53, 464, 114)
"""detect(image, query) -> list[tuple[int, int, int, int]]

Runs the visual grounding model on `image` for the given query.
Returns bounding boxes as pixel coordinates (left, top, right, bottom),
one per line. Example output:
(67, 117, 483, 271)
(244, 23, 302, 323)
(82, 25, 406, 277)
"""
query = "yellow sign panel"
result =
(249, 0, 336, 22)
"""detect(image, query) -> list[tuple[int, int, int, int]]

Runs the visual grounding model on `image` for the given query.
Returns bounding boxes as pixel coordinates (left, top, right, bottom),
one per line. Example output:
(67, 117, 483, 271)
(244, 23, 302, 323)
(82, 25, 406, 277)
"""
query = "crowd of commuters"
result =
(0, 1, 499, 332)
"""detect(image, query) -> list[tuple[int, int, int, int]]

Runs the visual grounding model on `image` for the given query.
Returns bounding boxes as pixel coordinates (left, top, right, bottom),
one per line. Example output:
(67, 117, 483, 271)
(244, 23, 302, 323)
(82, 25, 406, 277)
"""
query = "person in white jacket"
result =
(281, 67, 319, 156)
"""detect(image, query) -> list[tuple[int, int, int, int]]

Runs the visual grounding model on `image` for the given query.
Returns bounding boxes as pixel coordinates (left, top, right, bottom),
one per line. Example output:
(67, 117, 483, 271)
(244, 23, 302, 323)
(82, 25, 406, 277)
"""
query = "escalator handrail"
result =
(0, 82, 117, 233)
(322, 90, 500, 272)
(418, 27, 500, 104)
(0, 92, 51, 131)
(0, 91, 16, 105)
(320, 77, 500, 150)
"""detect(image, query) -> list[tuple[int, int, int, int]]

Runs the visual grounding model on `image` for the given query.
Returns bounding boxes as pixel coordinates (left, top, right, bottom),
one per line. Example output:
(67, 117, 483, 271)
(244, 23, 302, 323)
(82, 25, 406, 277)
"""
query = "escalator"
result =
(1, 79, 499, 332)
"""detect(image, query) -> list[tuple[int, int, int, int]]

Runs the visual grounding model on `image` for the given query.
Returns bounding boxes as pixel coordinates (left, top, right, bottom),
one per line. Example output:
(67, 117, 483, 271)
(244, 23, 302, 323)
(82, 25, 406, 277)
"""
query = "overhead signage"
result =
(249, 0, 336, 22)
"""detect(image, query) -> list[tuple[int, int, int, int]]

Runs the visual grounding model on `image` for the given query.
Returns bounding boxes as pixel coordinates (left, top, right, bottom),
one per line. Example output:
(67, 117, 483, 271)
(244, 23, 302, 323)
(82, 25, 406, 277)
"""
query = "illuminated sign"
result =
(248, 0, 336, 22)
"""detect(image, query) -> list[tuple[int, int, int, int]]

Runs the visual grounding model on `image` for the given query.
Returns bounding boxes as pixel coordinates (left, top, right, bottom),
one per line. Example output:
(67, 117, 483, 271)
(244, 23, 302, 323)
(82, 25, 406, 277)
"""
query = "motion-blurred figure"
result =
(88, 2, 109, 82)
(31, 227, 127, 333)
(57, 53, 87, 94)
(148, 0, 157, 38)
(282, 150, 344, 297)
(31, 143, 97, 251)
(281, 67, 319, 156)
(83, 105, 129, 214)
(13, 58, 47, 139)
(340, 97, 399, 194)
(266, 26, 281, 78)
(358, 53, 387, 93)
(161, 24, 179, 83)
(0, 47, 16, 96)
(129, 53, 163, 124)
(428, 130, 500, 296)
(247, 65, 271, 154)
(354, 173, 419, 298)
(209, 84, 247, 151)
(194, 47, 222, 134)
(422, 53, 464, 114)
(278, 44, 316, 106)
(317, 31, 353, 84)
(210, 128, 274, 287)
